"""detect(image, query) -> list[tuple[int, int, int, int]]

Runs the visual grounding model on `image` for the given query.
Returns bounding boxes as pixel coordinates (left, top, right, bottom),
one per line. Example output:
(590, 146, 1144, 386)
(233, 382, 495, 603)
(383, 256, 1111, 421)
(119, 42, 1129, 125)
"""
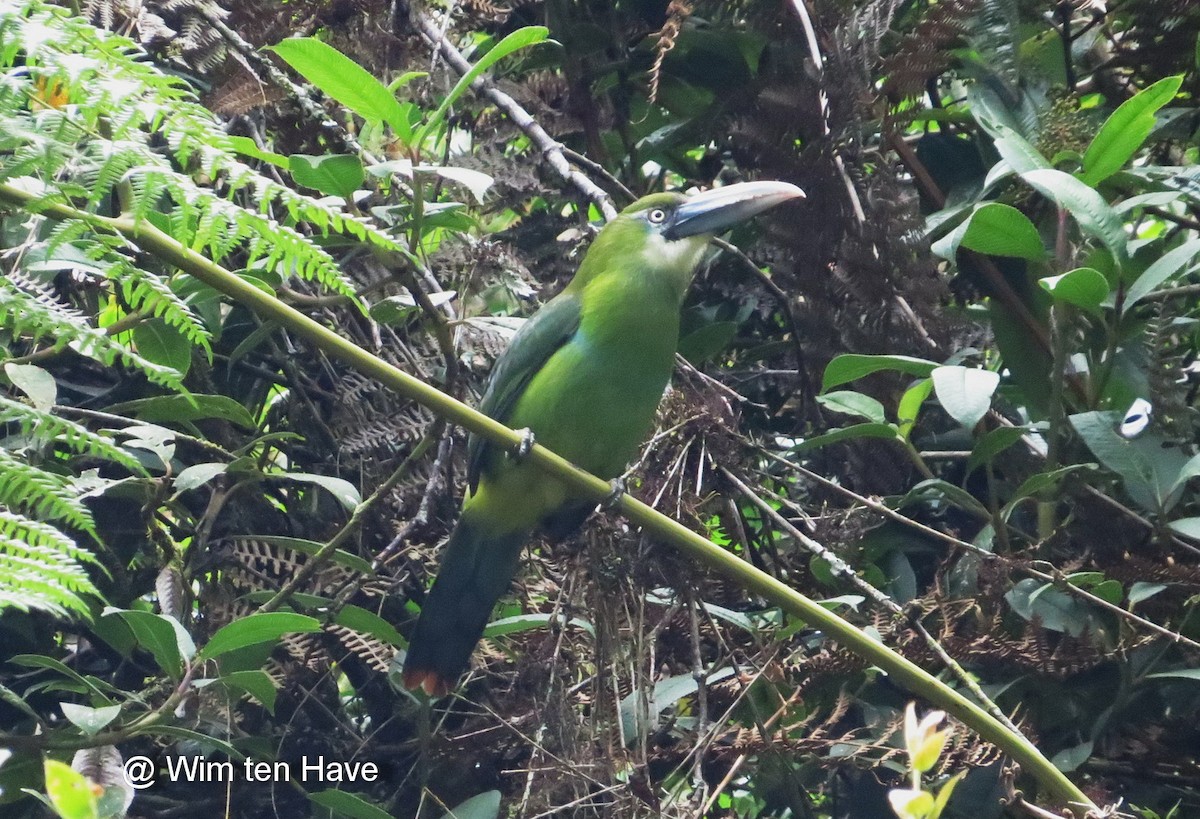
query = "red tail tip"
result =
(402, 669, 452, 698)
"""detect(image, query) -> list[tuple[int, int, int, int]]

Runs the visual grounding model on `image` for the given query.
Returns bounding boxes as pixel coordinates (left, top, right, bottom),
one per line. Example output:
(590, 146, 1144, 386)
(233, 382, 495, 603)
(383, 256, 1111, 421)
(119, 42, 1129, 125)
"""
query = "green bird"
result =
(402, 181, 804, 697)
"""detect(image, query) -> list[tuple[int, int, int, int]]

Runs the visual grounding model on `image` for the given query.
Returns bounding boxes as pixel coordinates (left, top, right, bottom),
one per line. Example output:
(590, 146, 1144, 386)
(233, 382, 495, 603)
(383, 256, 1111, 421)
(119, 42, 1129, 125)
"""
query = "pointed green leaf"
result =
(821, 354, 938, 391)
(413, 26, 549, 146)
(285, 473, 361, 511)
(59, 702, 121, 736)
(174, 463, 228, 493)
(1124, 238, 1200, 305)
(4, 363, 56, 410)
(815, 391, 887, 423)
(104, 394, 256, 429)
(933, 202, 1045, 260)
(1020, 169, 1128, 265)
(288, 154, 365, 199)
(309, 789, 393, 819)
(1082, 76, 1183, 186)
(897, 378, 933, 440)
(436, 791, 502, 819)
(790, 423, 902, 453)
(197, 612, 321, 660)
(931, 365, 1000, 428)
(1039, 267, 1109, 312)
(269, 38, 412, 139)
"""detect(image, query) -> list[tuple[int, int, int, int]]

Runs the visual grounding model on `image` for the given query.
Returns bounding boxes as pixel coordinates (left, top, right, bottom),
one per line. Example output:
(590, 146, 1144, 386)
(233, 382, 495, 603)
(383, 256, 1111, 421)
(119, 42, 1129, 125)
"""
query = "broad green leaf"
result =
(897, 378, 933, 440)
(821, 354, 938, 391)
(678, 321, 738, 364)
(249, 535, 373, 574)
(99, 608, 194, 680)
(1168, 517, 1200, 541)
(932, 202, 1045, 260)
(9, 656, 113, 703)
(1092, 579, 1123, 605)
(993, 129, 1053, 175)
(619, 667, 736, 745)
(414, 165, 494, 203)
(1070, 411, 1191, 512)
(310, 789, 393, 819)
(1128, 581, 1166, 606)
(1124, 238, 1200, 305)
(1050, 740, 1093, 772)
(197, 612, 321, 660)
(269, 38, 412, 139)
(1001, 465, 1093, 520)
(5, 362, 56, 410)
(174, 463, 227, 493)
(1020, 169, 1128, 265)
(1039, 267, 1109, 312)
(43, 759, 98, 819)
(790, 423, 901, 453)
(1082, 75, 1184, 186)
(286, 472, 361, 511)
(483, 613, 595, 639)
(288, 154, 365, 199)
(436, 791, 502, 819)
(104, 394, 256, 429)
(1006, 578, 1094, 637)
(968, 83, 1033, 143)
(413, 26, 549, 147)
(815, 390, 887, 423)
(132, 320, 191, 378)
(931, 366, 999, 429)
(227, 135, 288, 168)
(202, 670, 278, 714)
(897, 478, 990, 519)
(335, 605, 405, 647)
(59, 702, 121, 736)
(967, 426, 1028, 474)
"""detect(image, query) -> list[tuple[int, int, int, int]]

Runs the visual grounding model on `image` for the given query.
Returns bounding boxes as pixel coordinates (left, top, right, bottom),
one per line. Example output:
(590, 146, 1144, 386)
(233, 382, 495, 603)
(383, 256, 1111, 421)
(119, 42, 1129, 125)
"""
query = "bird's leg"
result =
(602, 477, 626, 509)
(512, 428, 536, 461)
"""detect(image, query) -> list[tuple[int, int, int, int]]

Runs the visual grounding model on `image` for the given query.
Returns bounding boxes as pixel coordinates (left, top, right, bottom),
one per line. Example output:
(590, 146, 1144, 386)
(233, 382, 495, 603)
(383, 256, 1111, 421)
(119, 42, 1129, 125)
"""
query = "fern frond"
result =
(0, 510, 98, 617)
(0, 273, 186, 390)
(0, 449, 96, 537)
(0, 395, 145, 474)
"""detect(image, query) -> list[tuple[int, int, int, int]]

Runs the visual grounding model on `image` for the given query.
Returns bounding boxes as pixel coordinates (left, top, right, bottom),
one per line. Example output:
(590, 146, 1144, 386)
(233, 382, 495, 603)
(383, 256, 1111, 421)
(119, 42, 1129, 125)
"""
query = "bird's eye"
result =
(647, 208, 667, 224)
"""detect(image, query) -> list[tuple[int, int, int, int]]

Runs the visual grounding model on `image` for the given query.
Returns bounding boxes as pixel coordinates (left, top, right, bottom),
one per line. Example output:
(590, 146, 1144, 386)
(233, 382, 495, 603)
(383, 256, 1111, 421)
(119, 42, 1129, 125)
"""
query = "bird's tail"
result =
(401, 512, 529, 697)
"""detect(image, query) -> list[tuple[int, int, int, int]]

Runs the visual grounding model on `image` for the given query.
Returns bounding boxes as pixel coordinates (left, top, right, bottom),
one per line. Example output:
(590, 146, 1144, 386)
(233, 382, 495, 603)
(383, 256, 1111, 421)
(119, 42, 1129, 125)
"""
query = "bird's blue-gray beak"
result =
(664, 180, 805, 240)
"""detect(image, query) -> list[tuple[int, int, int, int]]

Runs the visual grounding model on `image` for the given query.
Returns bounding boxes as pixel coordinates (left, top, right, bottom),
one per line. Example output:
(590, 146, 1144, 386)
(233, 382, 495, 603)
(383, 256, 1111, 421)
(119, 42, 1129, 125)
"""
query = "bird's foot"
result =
(602, 477, 626, 510)
(512, 428, 536, 461)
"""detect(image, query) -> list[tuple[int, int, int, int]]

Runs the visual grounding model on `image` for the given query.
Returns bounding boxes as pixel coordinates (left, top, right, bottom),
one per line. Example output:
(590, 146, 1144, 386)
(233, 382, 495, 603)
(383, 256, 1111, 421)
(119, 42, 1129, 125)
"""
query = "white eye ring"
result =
(647, 208, 667, 224)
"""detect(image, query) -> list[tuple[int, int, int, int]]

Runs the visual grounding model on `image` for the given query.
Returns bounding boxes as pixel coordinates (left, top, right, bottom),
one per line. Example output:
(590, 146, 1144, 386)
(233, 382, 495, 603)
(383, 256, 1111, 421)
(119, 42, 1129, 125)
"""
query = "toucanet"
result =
(402, 181, 804, 696)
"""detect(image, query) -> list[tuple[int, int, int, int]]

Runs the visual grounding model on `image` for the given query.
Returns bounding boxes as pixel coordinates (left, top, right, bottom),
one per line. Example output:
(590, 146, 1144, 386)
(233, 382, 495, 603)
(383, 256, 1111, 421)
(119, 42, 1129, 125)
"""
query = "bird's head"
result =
(574, 181, 804, 297)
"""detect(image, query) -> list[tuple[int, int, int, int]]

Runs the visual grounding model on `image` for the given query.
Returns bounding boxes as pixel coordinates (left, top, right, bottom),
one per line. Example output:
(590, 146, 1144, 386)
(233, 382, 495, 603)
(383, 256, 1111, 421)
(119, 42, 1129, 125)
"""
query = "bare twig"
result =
(410, 10, 618, 221)
(719, 465, 1023, 734)
(757, 449, 1200, 653)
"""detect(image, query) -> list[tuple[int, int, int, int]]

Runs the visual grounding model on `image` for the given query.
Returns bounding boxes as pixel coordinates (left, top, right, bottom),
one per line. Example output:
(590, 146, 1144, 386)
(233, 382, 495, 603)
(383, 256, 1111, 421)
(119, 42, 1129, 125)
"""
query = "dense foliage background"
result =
(1, 0, 1198, 817)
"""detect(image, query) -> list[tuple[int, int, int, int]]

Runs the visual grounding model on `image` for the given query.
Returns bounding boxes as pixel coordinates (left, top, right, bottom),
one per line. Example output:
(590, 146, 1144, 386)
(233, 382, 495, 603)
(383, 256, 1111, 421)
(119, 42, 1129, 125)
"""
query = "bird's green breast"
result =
(507, 271, 681, 480)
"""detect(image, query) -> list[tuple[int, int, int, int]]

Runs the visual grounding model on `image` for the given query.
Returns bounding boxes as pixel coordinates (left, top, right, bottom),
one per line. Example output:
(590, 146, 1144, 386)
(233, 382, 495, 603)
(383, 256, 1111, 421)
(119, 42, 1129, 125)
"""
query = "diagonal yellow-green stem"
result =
(0, 181, 1099, 816)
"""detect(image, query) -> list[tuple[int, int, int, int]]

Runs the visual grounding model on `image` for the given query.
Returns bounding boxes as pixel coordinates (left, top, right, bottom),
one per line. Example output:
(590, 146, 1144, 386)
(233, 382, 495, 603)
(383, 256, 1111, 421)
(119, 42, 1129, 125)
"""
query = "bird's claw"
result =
(603, 477, 626, 510)
(513, 428, 536, 461)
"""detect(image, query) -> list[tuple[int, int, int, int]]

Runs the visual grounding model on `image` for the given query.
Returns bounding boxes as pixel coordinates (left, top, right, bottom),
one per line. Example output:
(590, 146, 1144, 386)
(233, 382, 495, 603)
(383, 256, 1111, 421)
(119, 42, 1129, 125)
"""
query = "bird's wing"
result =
(466, 291, 582, 491)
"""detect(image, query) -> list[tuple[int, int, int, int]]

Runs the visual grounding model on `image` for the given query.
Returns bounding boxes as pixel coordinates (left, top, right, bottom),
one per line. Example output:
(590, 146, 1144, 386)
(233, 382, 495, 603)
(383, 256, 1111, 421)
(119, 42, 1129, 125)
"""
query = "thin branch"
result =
(719, 466, 1022, 735)
(756, 448, 1200, 653)
(409, 10, 618, 221)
